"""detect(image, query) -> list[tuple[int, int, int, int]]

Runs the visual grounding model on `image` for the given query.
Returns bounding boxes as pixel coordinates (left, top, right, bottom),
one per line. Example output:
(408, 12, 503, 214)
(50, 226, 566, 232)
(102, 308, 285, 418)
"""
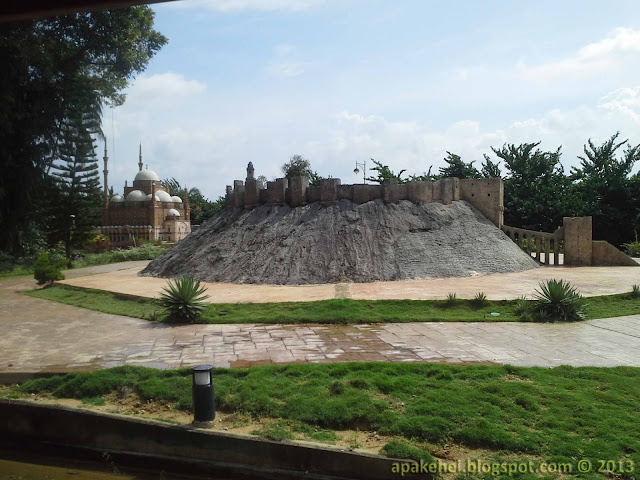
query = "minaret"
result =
(184, 187, 190, 222)
(103, 140, 109, 207)
(138, 143, 143, 172)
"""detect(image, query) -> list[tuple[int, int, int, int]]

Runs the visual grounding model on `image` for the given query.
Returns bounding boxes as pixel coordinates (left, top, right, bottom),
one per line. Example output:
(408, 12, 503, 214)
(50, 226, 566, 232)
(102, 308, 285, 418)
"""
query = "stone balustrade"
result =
(501, 225, 564, 266)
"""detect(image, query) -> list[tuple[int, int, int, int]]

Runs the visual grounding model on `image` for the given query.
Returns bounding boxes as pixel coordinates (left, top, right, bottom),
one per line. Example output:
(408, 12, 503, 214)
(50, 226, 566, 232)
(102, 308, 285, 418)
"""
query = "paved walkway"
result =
(60, 261, 640, 302)
(2, 262, 640, 373)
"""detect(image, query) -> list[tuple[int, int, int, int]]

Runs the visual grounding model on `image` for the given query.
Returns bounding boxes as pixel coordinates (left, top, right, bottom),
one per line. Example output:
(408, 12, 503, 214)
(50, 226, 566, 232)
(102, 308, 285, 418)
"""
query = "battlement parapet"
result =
(226, 164, 503, 227)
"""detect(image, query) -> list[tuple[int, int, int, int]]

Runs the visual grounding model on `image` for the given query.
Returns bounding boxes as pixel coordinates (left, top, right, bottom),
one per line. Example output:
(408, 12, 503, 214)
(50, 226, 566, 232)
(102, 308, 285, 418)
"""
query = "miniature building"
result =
(100, 144, 191, 242)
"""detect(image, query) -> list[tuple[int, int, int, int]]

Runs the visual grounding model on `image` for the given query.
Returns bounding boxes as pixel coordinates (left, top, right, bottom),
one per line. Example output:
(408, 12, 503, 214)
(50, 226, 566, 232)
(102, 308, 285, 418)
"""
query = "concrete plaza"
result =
(1, 261, 640, 374)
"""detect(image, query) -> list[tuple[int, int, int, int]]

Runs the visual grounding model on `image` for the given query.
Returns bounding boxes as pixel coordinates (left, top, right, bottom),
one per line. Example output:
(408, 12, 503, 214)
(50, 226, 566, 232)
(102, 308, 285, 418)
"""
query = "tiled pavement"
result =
(2, 262, 640, 373)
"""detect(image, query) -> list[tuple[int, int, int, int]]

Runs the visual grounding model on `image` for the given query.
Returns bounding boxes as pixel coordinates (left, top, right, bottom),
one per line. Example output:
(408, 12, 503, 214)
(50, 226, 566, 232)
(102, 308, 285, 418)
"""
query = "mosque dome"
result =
(146, 193, 160, 201)
(167, 209, 180, 217)
(134, 170, 160, 182)
(155, 190, 173, 202)
(171, 195, 183, 203)
(110, 195, 124, 203)
(125, 190, 146, 202)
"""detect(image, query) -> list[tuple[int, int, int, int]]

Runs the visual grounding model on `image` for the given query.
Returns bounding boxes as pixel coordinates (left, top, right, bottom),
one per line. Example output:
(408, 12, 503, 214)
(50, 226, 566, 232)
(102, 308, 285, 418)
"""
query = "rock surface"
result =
(141, 199, 539, 284)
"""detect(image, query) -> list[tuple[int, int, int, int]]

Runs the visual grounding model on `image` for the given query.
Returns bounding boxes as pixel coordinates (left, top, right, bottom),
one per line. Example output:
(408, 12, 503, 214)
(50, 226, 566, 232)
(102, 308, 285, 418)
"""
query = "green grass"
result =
(0, 244, 169, 279)
(9, 363, 640, 480)
(24, 284, 640, 324)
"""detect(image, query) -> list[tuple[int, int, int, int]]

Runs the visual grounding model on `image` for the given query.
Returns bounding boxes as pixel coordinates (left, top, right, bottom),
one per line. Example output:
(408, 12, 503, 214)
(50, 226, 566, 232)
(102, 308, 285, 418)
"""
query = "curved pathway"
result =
(1, 262, 640, 375)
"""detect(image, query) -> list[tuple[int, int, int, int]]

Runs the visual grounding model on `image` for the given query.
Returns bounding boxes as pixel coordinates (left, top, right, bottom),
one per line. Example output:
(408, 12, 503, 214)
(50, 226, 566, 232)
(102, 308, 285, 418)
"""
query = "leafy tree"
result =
(366, 159, 407, 184)
(47, 84, 103, 265)
(0, 7, 167, 255)
(481, 154, 502, 178)
(571, 133, 640, 246)
(439, 152, 481, 179)
(493, 142, 580, 232)
(281, 154, 323, 186)
(162, 178, 224, 225)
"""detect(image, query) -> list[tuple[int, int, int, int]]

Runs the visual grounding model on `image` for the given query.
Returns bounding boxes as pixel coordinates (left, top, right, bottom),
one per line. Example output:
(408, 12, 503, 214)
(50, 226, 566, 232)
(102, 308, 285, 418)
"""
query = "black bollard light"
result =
(192, 365, 215, 425)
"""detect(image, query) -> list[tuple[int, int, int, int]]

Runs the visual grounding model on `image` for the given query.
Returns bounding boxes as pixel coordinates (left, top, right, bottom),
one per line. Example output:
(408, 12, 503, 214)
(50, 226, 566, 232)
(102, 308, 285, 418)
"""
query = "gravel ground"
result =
(141, 199, 539, 284)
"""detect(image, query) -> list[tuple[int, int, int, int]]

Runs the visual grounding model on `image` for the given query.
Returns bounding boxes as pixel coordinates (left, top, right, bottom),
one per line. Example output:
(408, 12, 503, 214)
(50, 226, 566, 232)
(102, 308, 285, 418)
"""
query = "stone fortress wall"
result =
(226, 163, 504, 227)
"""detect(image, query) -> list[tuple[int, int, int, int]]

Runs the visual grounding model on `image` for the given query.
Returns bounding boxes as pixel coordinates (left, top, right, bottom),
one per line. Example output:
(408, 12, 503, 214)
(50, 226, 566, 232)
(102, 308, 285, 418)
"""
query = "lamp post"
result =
(353, 160, 367, 184)
(192, 365, 215, 426)
(67, 214, 76, 268)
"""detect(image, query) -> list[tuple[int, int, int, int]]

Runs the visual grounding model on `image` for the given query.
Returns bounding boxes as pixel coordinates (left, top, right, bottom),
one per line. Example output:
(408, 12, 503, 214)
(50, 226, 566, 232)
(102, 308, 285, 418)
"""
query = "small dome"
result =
(167, 208, 180, 217)
(171, 195, 183, 203)
(145, 193, 161, 201)
(110, 195, 124, 203)
(134, 170, 160, 181)
(155, 190, 173, 202)
(125, 190, 146, 202)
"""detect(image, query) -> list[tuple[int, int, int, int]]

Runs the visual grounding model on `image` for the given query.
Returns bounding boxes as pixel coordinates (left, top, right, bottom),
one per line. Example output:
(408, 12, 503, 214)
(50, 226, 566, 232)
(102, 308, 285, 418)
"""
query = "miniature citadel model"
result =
(141, 163, 541, 284)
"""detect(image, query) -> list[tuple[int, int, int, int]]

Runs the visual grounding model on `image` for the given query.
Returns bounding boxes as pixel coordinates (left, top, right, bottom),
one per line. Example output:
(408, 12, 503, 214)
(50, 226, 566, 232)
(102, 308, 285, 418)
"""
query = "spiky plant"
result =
(631, 285, 640, 299)
(471, 292, 488, 308)
(531, 279, 586, 322)
(444, 292, 458, 307)
(160, 277, 210, 323)
(514, 296, 530, 317)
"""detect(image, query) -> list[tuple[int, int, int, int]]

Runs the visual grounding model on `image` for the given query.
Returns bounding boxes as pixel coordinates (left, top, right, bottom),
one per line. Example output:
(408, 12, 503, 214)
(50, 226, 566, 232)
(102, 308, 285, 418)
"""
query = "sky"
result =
(103, 0, 640, 200)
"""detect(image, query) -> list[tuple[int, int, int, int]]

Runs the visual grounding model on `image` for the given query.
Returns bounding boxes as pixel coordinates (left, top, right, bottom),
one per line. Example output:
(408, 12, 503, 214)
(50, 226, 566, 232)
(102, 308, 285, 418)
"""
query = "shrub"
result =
(444, 293, 458, 307)
(530, 279, 586, 322)
(470, 292, 488, 308)
(84, 234, 110, 253)
(624, 232, 640, 257)
(160, 277, 210, 323)
(631, 285, 640, 299)
(33, 252, 65, 285)
(514, 296, 530, 317)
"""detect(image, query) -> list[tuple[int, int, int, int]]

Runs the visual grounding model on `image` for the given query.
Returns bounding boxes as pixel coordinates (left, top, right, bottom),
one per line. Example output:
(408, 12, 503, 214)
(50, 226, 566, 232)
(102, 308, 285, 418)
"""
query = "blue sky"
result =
(104, 0, 640, 200)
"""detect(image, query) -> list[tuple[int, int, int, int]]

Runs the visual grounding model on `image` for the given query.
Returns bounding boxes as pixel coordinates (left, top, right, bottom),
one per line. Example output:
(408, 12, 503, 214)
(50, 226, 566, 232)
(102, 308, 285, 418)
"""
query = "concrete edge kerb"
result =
(0, 398, 423, 480)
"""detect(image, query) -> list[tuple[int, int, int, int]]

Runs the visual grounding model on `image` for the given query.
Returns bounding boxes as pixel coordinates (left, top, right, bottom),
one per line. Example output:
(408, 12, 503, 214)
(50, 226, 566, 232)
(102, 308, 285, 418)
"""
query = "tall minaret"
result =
(103, 140, 109, 206)
(138, 143, 143, 172)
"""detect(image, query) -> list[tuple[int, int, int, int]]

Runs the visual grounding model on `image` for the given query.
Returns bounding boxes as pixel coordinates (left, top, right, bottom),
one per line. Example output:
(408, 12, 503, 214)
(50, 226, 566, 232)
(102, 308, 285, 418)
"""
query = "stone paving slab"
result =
(2, 263, 640, 372)
(59, 260, 640, 302)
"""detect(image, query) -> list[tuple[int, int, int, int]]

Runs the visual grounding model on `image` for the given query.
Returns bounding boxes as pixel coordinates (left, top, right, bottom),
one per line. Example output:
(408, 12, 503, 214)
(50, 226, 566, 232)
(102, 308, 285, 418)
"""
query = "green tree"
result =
(0, 7, 167, 255)
(366, 159, 407, 184)
(162, 178, 224, 225)
(47, 85, 103, 265)
(438, 152, 481, 179)
(493, 142, 580, 232)
(481, 154, 502, 178)
(571, 133, 640, 246)
(281, 154, 323, 186)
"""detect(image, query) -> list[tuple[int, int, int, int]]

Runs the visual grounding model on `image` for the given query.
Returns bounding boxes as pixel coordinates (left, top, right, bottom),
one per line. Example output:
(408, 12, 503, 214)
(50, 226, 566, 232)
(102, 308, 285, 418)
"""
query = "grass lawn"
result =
(6, 363, 640, 479)
(0, 244, 169, 279)
(24, 284, 640, 324)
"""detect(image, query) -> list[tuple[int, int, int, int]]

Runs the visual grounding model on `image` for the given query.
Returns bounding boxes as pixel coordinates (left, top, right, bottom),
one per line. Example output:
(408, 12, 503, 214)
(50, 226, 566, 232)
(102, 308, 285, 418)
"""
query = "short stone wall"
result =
(0, 399, 419, 480)
(226, 173, 504, 227)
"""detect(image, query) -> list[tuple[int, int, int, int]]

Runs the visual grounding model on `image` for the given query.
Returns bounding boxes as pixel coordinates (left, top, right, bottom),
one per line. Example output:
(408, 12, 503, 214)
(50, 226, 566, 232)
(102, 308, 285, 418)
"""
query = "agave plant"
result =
(160, 277, 210, 323)
(471, 292, 488, 308)
(631, 285, 640, 299)
(531, 279, 586, 322)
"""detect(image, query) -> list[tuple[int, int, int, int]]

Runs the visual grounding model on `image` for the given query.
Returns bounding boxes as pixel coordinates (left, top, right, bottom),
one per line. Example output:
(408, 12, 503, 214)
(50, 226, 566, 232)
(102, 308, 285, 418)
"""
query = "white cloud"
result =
(519, 27, 640, 81)
(168, 0, 328, 12)
(265, 43, 313, 77)
(125, 72, 207, 107)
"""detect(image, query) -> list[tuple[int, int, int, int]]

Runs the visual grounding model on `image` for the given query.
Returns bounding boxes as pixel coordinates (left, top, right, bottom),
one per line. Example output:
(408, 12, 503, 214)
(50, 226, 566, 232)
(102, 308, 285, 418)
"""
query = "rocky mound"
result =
(141, 199, 539, 284)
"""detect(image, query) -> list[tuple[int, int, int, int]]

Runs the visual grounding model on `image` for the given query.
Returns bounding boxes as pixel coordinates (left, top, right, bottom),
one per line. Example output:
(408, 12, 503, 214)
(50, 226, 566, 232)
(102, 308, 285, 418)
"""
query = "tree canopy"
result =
(0, 7, 167, 255)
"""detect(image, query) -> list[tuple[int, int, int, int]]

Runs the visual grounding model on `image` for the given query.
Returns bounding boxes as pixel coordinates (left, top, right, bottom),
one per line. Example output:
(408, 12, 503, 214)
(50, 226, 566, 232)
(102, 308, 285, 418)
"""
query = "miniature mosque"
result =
(99, 145, 191, 242)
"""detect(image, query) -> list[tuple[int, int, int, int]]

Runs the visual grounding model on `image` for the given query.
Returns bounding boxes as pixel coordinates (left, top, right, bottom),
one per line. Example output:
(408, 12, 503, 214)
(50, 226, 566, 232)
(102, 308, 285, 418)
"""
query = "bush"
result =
(444, 293, 458, 307)
(625, 233, 640, 257)
(160, 277, 210, 323)
(83, 234, 110, 253)
(470, 292, 488, 308)
(631, 285, 640, 299)
(529, 279, 586, 322)
(380, 439, 435, 465)
(34, 252, 65, 285)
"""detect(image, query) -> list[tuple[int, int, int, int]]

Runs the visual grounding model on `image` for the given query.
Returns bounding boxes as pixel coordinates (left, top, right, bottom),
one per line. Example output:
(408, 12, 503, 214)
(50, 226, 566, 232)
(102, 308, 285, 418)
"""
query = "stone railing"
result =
(501, 225, 565, 266)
